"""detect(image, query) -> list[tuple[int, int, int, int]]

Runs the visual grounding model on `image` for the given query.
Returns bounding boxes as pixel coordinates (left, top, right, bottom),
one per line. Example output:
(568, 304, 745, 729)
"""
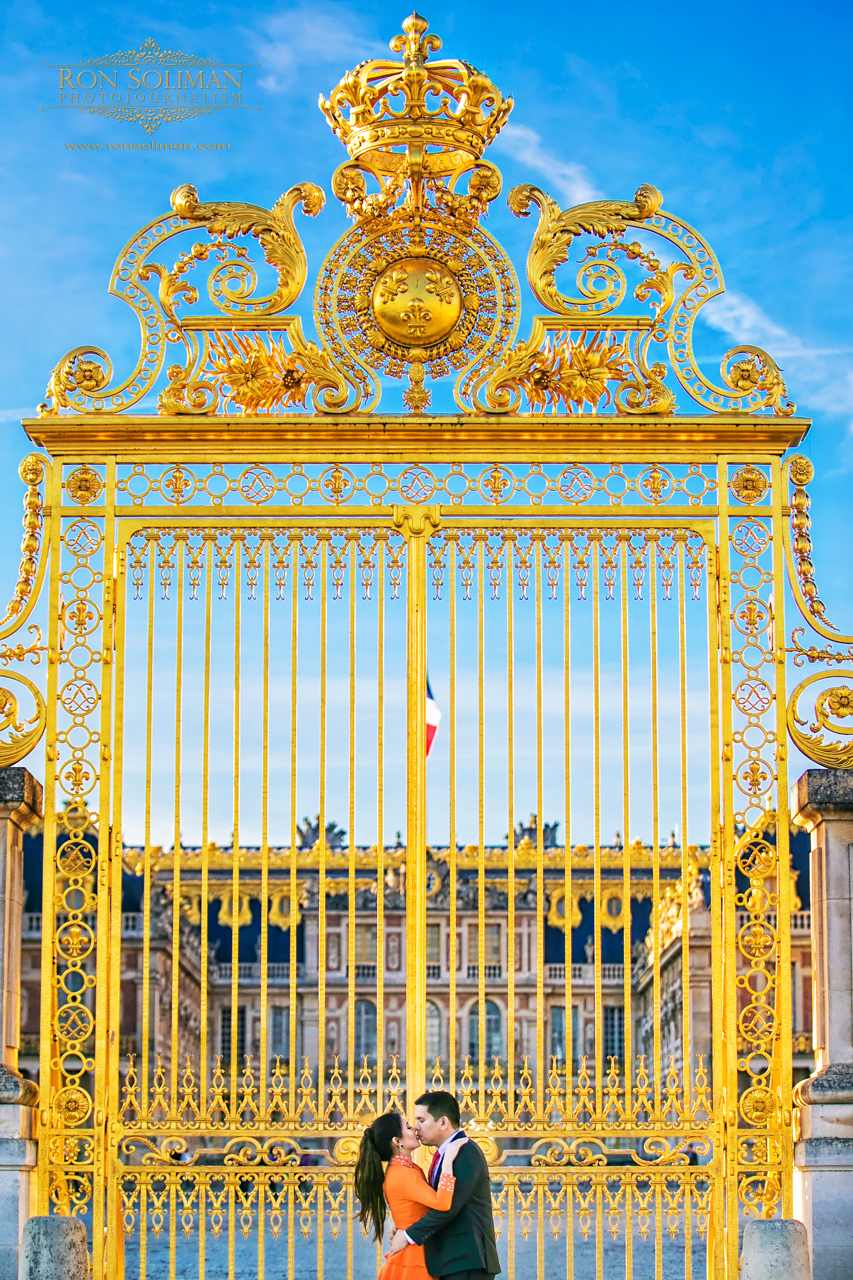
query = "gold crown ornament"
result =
(316, 13, 519, 412)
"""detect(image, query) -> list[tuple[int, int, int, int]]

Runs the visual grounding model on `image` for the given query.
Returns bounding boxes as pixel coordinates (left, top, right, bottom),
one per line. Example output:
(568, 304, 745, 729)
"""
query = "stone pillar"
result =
(791, 769, 853, 1280)
(0, 767, 42, 1280)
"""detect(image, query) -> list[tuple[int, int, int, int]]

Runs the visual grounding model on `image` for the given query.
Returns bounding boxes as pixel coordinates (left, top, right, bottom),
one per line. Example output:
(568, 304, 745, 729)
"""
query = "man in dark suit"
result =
(386, 1090, 500, 1280)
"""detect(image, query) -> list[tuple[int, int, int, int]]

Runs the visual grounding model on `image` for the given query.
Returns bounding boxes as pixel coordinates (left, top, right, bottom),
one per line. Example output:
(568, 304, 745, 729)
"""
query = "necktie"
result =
(428, 1150, 441, 1187)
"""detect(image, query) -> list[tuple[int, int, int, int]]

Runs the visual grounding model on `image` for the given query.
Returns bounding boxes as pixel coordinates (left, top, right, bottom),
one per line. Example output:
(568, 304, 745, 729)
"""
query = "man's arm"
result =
(405, 1146, 484, 1245)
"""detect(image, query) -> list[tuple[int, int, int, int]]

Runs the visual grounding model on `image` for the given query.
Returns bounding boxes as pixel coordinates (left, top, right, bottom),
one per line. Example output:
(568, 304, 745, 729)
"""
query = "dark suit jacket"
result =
(405, 1137, 500, 1278)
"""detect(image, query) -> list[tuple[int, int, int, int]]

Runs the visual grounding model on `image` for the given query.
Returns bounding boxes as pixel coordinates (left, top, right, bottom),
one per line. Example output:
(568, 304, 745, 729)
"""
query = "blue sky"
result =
(0, 0, 851, 840)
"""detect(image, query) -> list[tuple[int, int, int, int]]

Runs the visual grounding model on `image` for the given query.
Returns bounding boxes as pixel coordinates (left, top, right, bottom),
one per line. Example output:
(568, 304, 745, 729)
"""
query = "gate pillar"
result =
(792, 769, 853, 1280)
(0, 767, 41, 1280)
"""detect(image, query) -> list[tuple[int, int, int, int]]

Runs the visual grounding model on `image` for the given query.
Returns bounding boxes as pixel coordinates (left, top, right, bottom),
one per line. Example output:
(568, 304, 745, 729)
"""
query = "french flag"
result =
(426, 679, 442, 758)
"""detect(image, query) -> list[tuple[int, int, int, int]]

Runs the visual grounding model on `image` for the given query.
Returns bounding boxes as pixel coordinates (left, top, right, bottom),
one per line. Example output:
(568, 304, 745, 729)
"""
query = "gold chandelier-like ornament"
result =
(37, 11, 797, 420)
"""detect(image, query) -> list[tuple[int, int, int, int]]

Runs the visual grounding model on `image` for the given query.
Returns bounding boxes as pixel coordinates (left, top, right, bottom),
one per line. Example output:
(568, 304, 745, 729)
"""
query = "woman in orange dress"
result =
(354, 1111, 467, 1280)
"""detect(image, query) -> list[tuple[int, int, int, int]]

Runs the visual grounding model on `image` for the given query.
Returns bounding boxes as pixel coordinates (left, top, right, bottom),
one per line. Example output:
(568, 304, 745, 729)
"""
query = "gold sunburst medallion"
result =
(315, 215, 518, 411)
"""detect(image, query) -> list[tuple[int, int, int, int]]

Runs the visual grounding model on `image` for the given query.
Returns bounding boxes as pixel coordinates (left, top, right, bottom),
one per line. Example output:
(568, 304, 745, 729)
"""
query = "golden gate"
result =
(4, 12, 849, 1279)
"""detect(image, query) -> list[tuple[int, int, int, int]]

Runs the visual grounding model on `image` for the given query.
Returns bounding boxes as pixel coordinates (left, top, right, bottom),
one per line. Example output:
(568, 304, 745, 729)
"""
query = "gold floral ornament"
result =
(488, 332, 631, 413)
(787, 670, 853, 768)
(0, 672, 47, 767)
(207, 331, 351, 413)
(730, 465, 768, 505)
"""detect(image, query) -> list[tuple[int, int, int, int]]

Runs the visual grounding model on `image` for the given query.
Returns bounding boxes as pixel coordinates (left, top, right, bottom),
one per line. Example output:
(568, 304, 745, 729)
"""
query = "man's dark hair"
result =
(416, 1090, 461, 1129)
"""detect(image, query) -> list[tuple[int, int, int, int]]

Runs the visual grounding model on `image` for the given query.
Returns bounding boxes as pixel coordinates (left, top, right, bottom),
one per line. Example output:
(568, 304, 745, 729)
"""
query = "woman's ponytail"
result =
(354, 1112, 403, 1241)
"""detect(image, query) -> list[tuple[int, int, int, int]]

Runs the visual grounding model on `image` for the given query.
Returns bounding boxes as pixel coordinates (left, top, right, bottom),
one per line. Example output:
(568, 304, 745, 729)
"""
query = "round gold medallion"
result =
(371, 257, 462, 347)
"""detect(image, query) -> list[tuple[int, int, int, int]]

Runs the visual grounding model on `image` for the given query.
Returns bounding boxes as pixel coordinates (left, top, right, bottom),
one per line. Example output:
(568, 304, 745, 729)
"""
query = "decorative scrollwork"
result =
(508, 182, 663, 316)
(787, 671, 853, 768)
(169, 181, 325, 315)
(0, 672, 46, 766)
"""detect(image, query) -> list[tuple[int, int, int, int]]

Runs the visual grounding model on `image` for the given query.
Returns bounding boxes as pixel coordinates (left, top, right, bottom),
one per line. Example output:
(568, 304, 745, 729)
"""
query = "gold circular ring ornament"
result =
(316, 214, 519, 412)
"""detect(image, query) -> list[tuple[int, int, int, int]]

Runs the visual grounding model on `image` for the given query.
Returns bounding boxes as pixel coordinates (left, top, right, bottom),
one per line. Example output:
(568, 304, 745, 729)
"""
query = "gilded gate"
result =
(4, 12, 851, 1279)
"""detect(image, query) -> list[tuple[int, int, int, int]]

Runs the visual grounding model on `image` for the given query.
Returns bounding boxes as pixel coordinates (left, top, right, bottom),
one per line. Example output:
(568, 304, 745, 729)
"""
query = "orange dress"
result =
(378, 1158, 455, 1280)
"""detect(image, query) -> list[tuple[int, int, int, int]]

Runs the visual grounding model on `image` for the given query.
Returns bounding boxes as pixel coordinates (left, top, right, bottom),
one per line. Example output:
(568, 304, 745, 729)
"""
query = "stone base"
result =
(741, 1218, 811, 1280)
(794, 1137, 853, 1280)
(20, 1216, 88, 1280)
(0, 1103, 37, 1280)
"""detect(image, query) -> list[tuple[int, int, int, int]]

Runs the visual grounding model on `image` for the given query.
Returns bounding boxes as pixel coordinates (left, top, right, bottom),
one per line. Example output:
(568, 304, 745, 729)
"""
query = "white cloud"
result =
(0, 408, 37, 422)
(700, 291, 853, 425)
(495, 123, 601, 206)
(253, 5, 384, 94)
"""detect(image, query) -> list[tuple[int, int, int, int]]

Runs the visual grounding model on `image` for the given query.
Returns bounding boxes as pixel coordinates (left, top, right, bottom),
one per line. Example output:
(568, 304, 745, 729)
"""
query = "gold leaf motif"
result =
(0, 672, 46, 767)
(788, 671, 853, 768)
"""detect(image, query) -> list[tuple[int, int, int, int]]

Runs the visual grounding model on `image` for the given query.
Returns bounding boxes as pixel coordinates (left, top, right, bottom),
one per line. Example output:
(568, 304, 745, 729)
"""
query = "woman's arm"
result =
(404, 1166, 456, 1212)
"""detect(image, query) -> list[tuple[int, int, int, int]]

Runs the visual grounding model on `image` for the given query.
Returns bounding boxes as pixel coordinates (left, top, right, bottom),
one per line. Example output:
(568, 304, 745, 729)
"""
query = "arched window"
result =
(354, 999, 377, 1063)
(426, 1000, 443, 1064)
(468, 1000, 502, 1062)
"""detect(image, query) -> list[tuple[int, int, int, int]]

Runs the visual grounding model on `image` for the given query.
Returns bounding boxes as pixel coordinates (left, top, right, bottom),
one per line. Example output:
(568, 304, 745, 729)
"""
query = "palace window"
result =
(271, 1006, 289, 1060)
(221, 1006, 246, 1061)
(426, 999, 442, 1063)
(468, 999, 502, 1061)
(603, 1005, 624, 1065)
(354, 924, 377, 963)
(354, 999, 377, 1062)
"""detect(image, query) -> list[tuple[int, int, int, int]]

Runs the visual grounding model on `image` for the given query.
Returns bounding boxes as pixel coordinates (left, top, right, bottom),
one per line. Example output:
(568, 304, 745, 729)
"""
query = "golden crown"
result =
(319, 12, 513, 172)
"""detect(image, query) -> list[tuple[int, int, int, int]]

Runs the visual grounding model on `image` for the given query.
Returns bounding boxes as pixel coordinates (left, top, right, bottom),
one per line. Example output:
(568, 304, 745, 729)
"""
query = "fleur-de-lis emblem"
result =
(425, 269, 455, 305)
(400, 299, 431, 336)
(377, 269, 409, 305)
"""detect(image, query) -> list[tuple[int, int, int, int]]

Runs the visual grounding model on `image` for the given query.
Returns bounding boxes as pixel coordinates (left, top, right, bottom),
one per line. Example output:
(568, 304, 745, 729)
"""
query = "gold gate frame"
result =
(6, 12, 851, 1280)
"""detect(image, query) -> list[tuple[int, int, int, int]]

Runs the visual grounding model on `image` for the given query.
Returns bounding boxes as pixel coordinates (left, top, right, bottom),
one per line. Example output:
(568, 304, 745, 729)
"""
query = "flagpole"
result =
(394, 503, 441, 1116)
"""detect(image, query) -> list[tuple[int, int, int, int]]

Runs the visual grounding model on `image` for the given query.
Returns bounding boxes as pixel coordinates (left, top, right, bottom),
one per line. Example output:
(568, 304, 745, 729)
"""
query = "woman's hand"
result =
(443, 1135, 468, 1168)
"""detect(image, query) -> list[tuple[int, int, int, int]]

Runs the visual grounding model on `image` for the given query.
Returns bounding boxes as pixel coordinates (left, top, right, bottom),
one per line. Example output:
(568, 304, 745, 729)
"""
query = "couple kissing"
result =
(354, 1090, 500, 1280)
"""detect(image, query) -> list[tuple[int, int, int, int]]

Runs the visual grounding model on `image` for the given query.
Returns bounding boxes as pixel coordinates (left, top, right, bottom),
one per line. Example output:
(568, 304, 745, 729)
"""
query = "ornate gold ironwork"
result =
(35, 13, 798, 423)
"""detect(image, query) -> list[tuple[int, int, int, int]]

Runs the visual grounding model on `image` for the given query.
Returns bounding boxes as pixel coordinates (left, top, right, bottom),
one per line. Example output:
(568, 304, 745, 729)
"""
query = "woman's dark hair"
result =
(354, 1111, 403, 1241)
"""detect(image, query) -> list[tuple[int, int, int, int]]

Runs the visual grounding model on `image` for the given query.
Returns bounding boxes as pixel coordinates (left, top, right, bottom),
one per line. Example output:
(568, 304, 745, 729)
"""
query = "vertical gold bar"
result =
(170, 538, 185, 1115)
(229, 538, 243, 1113)
(563, 537, 572, 1107)
(141, 537, 156, 1117)
(376, 535, 386, 1101)
(260, 536, 271, 1109)
(771, 457, 794, 1215)
(592, 537, 602, 1118)
(703, 525, 725, 1280)
(288, 536, 299, 1116)
(620, 537, 633, 1106)
(650, 537, 661, 1118)
(506, 536, 515, 1117)
(625, 1179, 632, 1280)
(93, 456, 116, 1277)
(717, 461, 739, 1275)
(477, 535, 486, 1115)
(594, 1176, 603, 1280)
(402, 509, 431, 1108)
(200, 539, 212, 1115)
(347, 534, 357, 1118)
(36, 458, 61, 1214)
(654, 1177, 663, 1280)
(448, 535, 457, 1087)
(107, 520, 128, 1280)
(199, 1177, 206, 1280)
(318, 537, 328, 1112)
(678, 540, 691, 1108)
(535, 537, 545, 1118)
